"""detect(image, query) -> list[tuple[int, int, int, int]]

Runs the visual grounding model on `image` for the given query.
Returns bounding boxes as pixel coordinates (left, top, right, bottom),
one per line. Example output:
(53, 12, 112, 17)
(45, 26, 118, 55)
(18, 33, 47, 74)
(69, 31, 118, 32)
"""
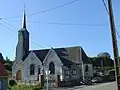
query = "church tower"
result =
(15, 10, 29, 61)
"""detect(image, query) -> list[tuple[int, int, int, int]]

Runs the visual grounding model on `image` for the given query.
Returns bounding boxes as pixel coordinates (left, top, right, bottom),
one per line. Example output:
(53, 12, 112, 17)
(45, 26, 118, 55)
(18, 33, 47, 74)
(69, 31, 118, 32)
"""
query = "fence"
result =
(44, 74, 57, 88)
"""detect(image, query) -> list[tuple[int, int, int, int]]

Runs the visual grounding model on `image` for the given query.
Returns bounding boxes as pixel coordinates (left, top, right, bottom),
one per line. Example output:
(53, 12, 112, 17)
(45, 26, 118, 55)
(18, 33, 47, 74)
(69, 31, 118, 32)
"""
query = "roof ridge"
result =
(53, 46, 82, 49)
(29, 49, 50, 52)
(29, 46, 82, 51)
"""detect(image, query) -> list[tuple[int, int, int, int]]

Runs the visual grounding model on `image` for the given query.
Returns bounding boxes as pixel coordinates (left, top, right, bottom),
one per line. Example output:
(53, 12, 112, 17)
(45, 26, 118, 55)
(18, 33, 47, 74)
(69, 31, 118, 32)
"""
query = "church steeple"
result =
(22, 5, 27, 29)
(22, 10, 26, 29)
(16, 5, 29, 61)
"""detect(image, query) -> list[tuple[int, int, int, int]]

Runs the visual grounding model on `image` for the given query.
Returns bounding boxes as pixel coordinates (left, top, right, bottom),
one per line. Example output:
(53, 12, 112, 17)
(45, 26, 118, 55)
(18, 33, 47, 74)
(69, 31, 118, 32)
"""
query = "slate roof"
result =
(22, 49, 49, 62)
(81, 47, 92, 64)
(54, 46, 92, 65)
(23, 46, 91, 65)
(33, 49, 49, 62)
(22, 51, 31, 61)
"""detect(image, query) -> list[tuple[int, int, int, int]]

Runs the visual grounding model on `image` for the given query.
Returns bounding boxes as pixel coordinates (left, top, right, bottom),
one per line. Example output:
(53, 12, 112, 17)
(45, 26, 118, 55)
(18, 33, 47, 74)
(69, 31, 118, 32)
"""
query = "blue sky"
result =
(0, 0, 120, 60)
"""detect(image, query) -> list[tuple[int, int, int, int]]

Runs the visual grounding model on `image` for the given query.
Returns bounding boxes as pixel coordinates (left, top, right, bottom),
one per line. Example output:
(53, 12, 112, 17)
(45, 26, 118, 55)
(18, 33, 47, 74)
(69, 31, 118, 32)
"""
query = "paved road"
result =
(70, 81, 117, 90)
(42, 81, 118, 90)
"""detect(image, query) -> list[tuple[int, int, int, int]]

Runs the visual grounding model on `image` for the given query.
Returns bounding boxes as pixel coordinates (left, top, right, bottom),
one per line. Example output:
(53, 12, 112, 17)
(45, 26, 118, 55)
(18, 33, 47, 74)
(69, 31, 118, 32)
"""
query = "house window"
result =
(72, 69, 77, 75)
(38, 68, 41, 75)
(30, 64, 35, 75)
(85, 65, 89, 72)
(49, 62, 55, 74)
(65, 70, 70, 76)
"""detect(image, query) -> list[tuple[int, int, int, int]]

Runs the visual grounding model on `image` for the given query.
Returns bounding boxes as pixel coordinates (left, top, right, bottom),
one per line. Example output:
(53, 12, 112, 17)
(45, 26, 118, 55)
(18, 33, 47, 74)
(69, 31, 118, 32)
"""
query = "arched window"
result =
(37, 65, 41, 75)
(30, 64, 35, 75)
(85, 65, 89, 72)
(49, 62, 55, 74)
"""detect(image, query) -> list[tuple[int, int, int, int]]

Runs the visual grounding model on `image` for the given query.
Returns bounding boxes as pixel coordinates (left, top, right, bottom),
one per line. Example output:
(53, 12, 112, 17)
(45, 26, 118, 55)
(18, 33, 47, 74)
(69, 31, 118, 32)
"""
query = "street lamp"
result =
(45, 70, 50, 90)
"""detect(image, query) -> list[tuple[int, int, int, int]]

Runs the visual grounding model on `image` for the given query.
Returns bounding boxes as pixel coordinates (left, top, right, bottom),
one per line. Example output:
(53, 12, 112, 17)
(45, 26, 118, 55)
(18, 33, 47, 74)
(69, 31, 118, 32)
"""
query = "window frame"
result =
(85, 65, 89, 72)
(72, 69, 77, 75)
(64, 70, 70, 76)
(49, 62, 55, 74)
(30, 64, 35, 75)
(38, 67, 41, 75)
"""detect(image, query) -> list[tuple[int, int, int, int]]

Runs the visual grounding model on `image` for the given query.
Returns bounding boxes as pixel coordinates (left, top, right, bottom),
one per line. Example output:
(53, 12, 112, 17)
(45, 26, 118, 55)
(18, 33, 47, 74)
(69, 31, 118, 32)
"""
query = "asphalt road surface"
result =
(46, 81, 118, 90)
(69, 81, 117, 90)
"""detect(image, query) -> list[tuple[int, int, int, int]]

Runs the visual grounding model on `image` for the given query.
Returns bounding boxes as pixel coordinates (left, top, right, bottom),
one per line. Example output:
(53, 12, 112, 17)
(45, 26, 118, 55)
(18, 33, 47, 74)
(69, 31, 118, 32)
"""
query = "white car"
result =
(91, 77, 103, 83)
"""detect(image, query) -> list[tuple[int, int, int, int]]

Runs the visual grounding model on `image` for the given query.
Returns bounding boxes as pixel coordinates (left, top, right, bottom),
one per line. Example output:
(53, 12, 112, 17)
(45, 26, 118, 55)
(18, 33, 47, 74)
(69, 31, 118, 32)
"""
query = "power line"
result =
(115, 29, 120, 40)
(2, 0, 80, 20)
(27, 20, 110, 26)
(0, 20, 47, 48)
(31, 41, 45, 48)
(102, 0, 109, 14)
(5, 19, 120, 27)
(1, 19, 19, 29)
(101, 0, 120, 43)
(27, 21, 120, 27)
(0, 22, 16, 35)
(28, 0, 80, 16)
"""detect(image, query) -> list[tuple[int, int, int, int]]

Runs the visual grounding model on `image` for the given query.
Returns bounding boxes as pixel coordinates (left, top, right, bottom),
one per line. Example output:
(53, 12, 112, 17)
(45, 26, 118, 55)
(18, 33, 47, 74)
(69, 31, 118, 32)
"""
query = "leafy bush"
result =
(33, 87, 40, 90)
(9, 79, 17, 86)
(7, 86, 11, 90)
(33, 84, 42, 90)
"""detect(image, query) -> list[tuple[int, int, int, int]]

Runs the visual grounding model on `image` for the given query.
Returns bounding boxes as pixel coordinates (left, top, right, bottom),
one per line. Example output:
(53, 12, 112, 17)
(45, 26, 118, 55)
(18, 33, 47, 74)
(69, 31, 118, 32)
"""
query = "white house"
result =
(12, 11, 93, 85)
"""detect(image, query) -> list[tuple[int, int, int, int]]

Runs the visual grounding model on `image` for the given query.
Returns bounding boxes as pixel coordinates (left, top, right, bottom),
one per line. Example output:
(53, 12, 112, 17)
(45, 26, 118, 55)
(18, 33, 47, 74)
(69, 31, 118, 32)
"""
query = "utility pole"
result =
(108, 0, 120, 89)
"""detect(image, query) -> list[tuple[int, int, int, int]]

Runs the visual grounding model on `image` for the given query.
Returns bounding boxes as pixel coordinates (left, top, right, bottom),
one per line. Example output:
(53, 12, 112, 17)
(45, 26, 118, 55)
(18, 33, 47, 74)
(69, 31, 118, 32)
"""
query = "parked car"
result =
(80, 78, 93, 85)
(93, 71, 104, 77)
(91, 76, 103, 83)
(84, 80, 92, 85)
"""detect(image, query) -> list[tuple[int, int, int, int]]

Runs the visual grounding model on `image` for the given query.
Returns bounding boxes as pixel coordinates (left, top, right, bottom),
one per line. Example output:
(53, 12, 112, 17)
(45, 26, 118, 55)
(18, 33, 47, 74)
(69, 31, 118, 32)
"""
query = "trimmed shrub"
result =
(33, 87, 40, 90)
(9, 79, 17, 86)
(33, 84, 42, 90)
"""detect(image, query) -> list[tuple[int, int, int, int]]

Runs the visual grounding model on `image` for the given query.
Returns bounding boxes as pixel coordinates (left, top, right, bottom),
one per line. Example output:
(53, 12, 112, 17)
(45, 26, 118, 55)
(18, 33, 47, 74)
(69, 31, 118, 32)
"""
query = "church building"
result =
(12, 11, 93, 85)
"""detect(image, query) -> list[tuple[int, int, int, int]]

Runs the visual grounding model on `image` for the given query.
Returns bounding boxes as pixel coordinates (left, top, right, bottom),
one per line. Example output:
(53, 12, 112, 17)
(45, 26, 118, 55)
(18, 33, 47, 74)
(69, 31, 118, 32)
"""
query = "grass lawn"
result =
(9, 85, 42, 90)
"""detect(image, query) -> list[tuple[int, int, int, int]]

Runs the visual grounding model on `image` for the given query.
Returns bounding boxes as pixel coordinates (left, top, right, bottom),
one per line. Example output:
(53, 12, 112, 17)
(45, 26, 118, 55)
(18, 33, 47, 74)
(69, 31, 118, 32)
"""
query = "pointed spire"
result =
(22, 4, 27, 29)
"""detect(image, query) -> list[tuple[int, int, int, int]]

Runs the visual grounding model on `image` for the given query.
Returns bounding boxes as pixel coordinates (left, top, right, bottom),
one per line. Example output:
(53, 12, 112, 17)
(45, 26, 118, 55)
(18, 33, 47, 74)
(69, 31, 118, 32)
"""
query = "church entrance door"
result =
(16, 70, 21, 80)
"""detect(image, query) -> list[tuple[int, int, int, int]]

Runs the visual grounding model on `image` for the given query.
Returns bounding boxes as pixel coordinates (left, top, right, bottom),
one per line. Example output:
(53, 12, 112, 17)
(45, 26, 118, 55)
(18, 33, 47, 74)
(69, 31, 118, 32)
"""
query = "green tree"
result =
(5, 56, 10, 61)
(89, 53, 114, 73)
(0, 53, 5, 64)
(4, 56, 13, 77)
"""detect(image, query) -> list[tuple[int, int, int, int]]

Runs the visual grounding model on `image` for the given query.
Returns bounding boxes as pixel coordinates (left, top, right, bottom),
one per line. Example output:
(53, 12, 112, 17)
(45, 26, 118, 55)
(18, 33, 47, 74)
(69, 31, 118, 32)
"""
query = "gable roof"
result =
(80, 47, 92, 64)
(23, 46, 91, 65)
(33, 49, 49, 62)
(22, 49, 49, 62)
(0, 61, 8, 76)
(22, 51, 31, 61)
(54, 46, 91, 65)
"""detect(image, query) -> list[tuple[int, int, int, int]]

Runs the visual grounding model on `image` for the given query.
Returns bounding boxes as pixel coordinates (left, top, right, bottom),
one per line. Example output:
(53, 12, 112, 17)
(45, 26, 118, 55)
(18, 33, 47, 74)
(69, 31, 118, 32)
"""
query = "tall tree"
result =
(5, 56, 10, 61)
(0, 53, 5, 64)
